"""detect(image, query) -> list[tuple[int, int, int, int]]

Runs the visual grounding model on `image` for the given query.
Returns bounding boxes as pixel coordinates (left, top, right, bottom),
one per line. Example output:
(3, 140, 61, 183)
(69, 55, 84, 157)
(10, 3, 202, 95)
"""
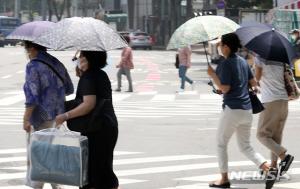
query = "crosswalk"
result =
(0, 89, 300, 189)
(0, 90, 220, 105)
(0, 91, 225, 126)
(0, 148, 299, 189)
(1, 90, 300, 124)
(0, 148, 147, 188)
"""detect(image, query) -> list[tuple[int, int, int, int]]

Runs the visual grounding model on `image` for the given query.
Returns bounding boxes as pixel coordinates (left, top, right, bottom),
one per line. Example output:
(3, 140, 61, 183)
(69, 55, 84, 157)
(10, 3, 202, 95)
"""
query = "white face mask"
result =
(72, 58, 80, 67)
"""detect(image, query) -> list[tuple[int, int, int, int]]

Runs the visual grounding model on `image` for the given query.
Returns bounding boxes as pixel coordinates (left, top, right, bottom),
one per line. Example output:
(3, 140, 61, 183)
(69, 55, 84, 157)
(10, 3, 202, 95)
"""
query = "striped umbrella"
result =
(167, 15, 240, 50)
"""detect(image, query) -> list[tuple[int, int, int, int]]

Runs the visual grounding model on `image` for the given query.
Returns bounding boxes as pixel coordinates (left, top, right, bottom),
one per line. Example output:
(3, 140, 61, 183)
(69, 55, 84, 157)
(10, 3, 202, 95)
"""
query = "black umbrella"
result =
(236, 24, 296, 64)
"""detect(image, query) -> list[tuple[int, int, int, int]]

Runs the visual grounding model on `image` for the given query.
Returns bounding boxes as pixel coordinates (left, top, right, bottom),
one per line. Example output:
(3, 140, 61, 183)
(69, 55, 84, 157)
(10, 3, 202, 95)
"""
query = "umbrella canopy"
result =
(166, 15, 240, 50)
(236, 25, 296, 64)
(33, 17, 128, 51)
(6, 21, 55, 41)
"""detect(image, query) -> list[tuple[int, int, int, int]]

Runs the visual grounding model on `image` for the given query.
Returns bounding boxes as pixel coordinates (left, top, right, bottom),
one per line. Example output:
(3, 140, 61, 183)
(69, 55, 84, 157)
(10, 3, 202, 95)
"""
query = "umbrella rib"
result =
(92, 20, 107, 51)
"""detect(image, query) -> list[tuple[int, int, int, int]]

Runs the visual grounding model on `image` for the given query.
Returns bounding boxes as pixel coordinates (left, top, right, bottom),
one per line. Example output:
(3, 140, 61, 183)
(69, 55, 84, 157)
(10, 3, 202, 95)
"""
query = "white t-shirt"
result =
(255, 57, 288, 103)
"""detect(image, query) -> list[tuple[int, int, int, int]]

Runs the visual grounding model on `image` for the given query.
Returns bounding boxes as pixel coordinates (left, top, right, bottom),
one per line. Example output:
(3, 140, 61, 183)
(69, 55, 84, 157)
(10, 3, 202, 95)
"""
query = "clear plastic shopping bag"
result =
(29, 125, 88, 187)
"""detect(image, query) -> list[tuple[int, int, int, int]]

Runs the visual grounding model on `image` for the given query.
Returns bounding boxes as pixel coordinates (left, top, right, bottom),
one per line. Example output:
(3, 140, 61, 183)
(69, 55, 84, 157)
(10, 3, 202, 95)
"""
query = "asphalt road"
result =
(0, 46, 300, 189)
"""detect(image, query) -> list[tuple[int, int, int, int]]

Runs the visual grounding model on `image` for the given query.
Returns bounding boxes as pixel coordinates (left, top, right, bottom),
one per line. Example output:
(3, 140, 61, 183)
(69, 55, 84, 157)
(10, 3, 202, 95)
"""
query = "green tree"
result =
(66, 0, 71, 17)
(46, 0, 67, 21)
(52, 0, 66, 20)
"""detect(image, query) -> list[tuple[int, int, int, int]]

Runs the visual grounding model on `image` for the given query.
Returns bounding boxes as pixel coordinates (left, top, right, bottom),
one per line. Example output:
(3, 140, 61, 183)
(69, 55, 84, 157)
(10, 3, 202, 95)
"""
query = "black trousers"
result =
(80, 125, 119, 189)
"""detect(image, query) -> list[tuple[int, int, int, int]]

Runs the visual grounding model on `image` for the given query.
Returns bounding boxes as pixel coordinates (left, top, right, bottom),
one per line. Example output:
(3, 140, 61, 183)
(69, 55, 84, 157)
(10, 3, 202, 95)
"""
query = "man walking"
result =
(255, 56, 294, 188)
(290, 29, 300, 57)
(115, 36, 134, 92)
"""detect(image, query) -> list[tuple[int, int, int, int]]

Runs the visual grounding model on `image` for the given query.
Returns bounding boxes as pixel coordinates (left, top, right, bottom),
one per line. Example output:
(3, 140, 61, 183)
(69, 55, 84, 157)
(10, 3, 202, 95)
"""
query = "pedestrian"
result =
(23, 41, 74, 189)
(290, 29, 300, 57)
(207, 33, 274, 189)
(255, 56, 295, 180)
(177, 45, 194, 92)
(115, 36, 134, 92)
(55, 51, 119, 189)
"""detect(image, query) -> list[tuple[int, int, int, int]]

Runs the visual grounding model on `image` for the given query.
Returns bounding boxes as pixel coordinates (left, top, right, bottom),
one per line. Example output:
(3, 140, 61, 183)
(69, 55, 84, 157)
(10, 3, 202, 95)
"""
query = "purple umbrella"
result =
(6, 21, 55, 41)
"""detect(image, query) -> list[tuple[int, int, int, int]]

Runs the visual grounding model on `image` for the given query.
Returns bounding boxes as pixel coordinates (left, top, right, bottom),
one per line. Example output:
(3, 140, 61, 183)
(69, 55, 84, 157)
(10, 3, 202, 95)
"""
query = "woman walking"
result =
(56, 51, 119, 189)
(207, 33, 274, 189)
(23, 41, 74, 189)
(177, 45, 194, 92)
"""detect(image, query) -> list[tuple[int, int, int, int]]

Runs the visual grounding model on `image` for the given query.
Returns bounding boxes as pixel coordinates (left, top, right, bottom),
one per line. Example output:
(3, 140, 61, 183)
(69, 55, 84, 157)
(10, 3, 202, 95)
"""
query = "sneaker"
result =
(126, 89, 133, 92)
(115, 88, 121, 92)
(266, 167, 278, 189)
(176, 88, 184, 93)
(279, 154, 294, 176)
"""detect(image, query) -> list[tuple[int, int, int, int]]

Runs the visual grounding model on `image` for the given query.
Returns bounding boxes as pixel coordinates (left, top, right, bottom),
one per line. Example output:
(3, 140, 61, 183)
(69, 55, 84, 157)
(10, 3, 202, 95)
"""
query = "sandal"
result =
(209, 181, 231, 188)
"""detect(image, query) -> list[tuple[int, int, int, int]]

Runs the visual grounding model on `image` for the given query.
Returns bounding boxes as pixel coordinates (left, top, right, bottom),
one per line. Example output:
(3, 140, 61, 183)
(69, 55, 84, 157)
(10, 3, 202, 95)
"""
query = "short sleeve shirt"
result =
(216, 54, 252, 110)
(75, 69, 116, 117)
(254, 57, 288, 103)
(76, 69, 112, 101)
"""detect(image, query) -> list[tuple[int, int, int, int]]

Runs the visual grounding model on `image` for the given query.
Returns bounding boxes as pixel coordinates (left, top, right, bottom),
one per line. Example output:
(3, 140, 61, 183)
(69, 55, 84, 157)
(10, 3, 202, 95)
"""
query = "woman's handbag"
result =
(65, 99, 112, 134)
(283, 63, 299, 100)
(249, 90, 265, 114)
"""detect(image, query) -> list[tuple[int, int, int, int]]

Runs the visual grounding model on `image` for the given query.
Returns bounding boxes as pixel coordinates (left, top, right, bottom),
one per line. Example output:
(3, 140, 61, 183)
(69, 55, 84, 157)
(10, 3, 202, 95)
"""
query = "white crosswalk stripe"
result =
(1, 89, 299, 110)
(114, 96, 223, 118)
(0, 94, 24, 106)
(0, 147, 299, 188)
(0, 92, 224, 126)
(1, 92, 300, 123)
(0, 90, 220, 106)
(0, 148, 148, 187)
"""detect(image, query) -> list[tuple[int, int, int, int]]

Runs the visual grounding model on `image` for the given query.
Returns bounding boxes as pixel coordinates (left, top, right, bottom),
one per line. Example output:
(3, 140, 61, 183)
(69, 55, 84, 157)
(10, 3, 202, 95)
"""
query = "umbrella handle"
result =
(73, 50, 80, 59)
(204, 42, 219, 93)
(203, 42, 210, 66)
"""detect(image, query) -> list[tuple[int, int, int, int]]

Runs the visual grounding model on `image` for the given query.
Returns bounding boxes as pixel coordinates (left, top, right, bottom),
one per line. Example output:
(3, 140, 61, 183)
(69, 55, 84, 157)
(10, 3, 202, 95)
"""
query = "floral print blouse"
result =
(23, 51, 74, 129)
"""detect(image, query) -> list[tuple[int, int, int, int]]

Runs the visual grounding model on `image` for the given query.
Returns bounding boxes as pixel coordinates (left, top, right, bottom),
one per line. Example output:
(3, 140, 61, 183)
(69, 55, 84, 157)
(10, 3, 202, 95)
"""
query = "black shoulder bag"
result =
(249, 88, 264, 114)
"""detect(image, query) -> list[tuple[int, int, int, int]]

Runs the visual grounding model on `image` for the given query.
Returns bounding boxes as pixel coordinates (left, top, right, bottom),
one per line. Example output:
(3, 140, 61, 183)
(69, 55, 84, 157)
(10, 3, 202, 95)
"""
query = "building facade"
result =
(276, 0, 300, 9)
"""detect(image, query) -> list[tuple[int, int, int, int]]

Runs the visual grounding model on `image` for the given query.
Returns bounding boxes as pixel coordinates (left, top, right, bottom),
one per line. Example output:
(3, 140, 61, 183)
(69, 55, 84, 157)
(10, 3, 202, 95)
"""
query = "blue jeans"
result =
(179, 65, 193, 89)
